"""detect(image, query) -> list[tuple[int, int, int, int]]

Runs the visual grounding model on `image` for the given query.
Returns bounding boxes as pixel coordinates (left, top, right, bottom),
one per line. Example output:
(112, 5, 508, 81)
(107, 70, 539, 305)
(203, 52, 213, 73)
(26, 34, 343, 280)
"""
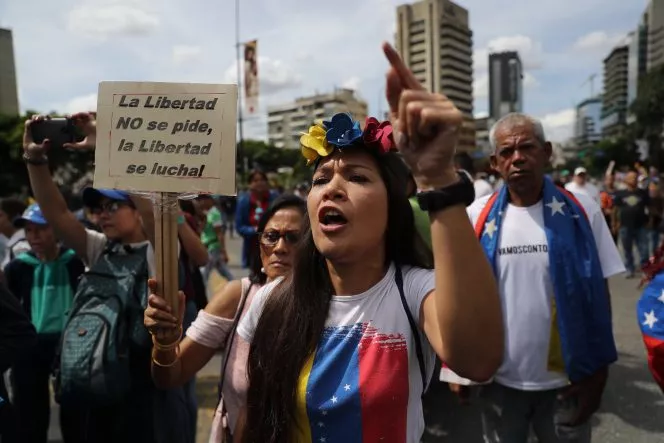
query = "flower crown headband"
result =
(299, 112, 396, 166)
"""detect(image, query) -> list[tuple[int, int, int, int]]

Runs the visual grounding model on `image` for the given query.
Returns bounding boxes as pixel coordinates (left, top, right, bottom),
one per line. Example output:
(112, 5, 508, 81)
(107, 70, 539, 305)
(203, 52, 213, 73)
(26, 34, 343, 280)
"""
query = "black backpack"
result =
(56, 243, 150, 407)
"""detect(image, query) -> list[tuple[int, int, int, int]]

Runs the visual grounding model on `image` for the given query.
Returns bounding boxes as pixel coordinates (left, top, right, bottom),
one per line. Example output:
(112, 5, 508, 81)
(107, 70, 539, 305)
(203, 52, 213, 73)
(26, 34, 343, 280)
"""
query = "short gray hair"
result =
(488, 113, 547, 152)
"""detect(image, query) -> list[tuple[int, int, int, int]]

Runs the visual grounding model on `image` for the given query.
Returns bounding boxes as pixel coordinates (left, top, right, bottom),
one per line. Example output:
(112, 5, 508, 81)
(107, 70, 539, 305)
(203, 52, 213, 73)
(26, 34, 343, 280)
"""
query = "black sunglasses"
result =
(258, 230, 300, 246)
(89, 200, 133, 215)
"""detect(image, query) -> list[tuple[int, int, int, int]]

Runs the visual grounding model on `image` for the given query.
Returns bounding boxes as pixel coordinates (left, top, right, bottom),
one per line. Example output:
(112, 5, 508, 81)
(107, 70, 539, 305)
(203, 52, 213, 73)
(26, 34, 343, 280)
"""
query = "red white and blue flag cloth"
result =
(637, 272, 664, 392)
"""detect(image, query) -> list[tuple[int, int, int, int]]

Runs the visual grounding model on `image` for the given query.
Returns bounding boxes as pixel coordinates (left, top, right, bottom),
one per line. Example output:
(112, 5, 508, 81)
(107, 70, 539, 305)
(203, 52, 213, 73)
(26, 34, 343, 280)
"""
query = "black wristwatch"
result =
(416, 172, 475, 212)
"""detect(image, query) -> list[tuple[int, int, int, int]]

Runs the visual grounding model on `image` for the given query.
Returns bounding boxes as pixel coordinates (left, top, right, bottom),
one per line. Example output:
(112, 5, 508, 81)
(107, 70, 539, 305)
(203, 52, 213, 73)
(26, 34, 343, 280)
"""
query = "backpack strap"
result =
(394, 266, 428, 395)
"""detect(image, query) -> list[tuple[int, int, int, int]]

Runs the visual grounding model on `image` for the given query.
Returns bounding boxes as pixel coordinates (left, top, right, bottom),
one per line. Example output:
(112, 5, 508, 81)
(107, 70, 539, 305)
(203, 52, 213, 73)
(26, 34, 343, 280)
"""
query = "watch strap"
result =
(416, 172, 475, 212)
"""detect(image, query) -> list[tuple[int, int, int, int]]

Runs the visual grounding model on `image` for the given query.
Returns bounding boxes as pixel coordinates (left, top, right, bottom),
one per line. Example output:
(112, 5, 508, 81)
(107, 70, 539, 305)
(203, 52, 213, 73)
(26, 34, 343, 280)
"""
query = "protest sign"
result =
(94, 81, 238, 195)
(93, 81, 238, 310)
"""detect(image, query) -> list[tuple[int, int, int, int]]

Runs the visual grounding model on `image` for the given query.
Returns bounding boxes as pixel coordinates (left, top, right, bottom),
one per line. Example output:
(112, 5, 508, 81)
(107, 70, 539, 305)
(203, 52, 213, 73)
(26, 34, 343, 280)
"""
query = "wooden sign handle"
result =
(154, 192, 180, 313)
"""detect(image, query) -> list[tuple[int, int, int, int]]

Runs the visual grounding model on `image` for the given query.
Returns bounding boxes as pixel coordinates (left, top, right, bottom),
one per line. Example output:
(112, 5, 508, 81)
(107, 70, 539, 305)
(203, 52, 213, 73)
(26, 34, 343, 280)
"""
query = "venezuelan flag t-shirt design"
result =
(237, 265, 436, 443)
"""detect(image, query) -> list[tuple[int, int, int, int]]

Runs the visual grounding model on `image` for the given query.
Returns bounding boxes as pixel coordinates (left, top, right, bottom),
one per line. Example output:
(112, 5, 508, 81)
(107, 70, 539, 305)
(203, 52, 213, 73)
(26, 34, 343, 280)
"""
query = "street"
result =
(48, 235, 664, 442)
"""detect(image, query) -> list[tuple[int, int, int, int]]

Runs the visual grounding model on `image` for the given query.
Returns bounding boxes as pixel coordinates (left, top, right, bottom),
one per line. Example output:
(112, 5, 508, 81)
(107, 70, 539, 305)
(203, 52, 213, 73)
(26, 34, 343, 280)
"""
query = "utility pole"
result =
(235, 0, 246, 174)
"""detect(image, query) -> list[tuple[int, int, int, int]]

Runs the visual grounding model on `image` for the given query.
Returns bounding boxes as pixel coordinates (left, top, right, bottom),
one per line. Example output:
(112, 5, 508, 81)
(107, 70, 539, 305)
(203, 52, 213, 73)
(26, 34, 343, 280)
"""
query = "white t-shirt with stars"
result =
(237, 264, 437, 443)
(467, 193, 624, 391)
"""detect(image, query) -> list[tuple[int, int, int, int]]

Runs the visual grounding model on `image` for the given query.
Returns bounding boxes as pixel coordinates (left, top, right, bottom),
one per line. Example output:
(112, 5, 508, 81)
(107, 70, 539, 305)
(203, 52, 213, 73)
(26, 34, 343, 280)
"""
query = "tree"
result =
(585, 137, 638, 175)
(630, 65, 664, 169)
(239, 139, 310, 185)
(0, 112, 94, 200)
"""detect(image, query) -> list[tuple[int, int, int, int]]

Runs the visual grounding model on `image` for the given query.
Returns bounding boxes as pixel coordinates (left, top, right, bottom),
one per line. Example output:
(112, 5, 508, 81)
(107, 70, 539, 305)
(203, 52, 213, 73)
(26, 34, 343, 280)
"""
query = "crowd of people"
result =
(0, 42, 662, 443)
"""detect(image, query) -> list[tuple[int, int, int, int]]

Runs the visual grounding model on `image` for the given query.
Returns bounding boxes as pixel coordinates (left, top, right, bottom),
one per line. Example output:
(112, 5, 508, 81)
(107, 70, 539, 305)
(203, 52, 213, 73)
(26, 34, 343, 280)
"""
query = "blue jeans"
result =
(649, 229, 661, 256)
(205, 248, 234, 282)
(480, 383, 591, 443)
(619, 226, 649, 274)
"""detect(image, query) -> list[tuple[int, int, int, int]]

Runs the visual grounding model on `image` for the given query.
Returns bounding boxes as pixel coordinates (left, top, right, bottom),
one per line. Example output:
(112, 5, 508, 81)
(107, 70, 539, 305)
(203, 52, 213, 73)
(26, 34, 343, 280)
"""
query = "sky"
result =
(0, 0, 647, 143)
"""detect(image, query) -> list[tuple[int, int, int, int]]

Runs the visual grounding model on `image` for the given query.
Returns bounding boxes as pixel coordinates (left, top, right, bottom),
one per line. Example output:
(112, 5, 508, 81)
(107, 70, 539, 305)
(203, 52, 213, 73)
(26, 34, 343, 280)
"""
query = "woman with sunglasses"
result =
(144, 194, 306, 440)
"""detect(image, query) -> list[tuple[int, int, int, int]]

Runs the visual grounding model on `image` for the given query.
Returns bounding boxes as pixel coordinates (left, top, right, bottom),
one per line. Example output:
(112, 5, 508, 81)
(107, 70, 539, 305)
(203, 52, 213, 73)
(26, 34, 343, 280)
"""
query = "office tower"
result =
(0, 28, 19, 115)
(488, 51, 523, 120)
(601, 44, 629, 137)
(396, 0, 475, 151)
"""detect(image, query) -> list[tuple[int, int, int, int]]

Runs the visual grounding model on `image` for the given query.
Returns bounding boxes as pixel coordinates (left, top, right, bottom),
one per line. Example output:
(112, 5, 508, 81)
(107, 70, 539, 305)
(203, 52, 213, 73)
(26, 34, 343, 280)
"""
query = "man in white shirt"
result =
(454, 152, 494, 200)
(463, 113, 625, 443)
(565, 167, 600, 203)
(0, 198, 30, 268)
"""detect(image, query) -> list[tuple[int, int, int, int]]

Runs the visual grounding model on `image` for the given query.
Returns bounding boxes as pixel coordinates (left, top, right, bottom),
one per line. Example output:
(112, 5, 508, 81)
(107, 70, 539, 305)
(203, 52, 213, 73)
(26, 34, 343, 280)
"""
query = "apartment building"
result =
(601, 44, 629, 137)
(267, 88, 368, 150)
(395, 0, 475, 151)
(0, 28, 19, 115)
(488, 51, 523, 120)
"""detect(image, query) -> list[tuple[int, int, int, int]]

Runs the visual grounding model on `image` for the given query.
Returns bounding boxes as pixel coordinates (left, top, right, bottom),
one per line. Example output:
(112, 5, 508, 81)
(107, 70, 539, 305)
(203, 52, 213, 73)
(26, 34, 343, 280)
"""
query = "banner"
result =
(244, 40, 259, 114)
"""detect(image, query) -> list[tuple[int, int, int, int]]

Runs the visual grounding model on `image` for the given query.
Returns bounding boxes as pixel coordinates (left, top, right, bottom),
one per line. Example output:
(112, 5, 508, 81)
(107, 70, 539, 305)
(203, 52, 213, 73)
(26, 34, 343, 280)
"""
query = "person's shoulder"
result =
(400, 265, 434, 281)
(468, 194, 493, 220)
(573, 192, 602, 218)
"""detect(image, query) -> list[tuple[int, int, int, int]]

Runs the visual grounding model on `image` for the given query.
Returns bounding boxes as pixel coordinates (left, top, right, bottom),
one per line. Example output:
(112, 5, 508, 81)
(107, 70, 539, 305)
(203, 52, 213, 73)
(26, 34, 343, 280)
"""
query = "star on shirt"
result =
(484, 219, 497, 239)
(320, 438, 327, 443)
(331, 396, 338, 404)
(344, 384, 351, 391)
(546, 197, 566, 216)
(643, 310, 658, 329)
(318, 422, 325, 428)
(658, 290, 664, 304)
(321, 410, 328, 416)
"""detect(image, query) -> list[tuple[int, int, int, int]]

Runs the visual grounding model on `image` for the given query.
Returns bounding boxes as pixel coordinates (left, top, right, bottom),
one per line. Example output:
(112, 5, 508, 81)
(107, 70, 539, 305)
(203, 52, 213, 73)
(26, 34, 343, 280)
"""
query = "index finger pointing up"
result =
(382, 42, 425, 91)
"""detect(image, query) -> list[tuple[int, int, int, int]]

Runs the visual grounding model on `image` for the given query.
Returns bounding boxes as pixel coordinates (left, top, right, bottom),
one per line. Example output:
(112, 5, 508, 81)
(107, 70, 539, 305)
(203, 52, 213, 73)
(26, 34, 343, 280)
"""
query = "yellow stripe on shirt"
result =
(292, 352, 315, 443)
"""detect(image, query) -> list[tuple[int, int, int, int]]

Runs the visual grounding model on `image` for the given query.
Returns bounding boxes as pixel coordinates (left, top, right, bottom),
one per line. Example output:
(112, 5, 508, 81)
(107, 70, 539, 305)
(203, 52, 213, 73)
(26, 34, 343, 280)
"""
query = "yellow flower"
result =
(300, 123, 332, 165)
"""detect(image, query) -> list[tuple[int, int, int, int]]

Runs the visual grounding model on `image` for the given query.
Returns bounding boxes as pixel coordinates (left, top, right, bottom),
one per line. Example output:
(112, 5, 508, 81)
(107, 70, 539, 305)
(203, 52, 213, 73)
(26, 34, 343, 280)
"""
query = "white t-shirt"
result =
(85, 229, 156, 276)
(565, 181, 600, 203)
(0, 229, 30, 268)
(474, 179, 494, 200)
(237, 264, 437, 443)
(467, 193, 625, 391)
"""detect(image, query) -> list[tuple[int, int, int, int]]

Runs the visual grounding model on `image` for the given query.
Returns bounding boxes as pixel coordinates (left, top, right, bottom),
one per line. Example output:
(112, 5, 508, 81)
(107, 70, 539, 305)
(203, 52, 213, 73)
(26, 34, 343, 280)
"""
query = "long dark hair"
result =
(248, 194, 307, 286)
(242, 147, 433, 442)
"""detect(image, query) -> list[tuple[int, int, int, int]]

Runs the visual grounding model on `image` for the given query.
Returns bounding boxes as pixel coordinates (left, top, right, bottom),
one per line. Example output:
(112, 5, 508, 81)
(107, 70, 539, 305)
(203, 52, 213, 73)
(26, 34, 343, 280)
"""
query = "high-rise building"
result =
(267, 88, 368, 150)
(474, 116, 491, 155)
(601, 44, 629, 137)
(0, 28, 19, 116)
(395, 0, 475, 151)
(488, 51, 523, 120)
(643, 0, 664, 72)
(574, 97, 602, 146)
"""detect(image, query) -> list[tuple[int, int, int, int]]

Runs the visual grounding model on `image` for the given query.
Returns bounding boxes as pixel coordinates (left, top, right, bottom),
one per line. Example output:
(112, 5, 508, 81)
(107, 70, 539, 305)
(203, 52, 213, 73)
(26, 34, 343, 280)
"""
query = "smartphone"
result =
(30, 118, 84, 149)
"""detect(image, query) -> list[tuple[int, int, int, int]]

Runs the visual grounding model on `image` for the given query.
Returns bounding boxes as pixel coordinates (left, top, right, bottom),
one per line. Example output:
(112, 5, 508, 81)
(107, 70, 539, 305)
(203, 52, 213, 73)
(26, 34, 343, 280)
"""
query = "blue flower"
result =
(323, 113, 363, 147)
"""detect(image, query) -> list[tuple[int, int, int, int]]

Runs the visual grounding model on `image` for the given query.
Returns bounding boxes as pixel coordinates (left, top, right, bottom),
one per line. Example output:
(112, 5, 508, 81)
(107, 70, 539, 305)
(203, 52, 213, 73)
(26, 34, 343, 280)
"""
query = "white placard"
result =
(94, 81, 238, 195)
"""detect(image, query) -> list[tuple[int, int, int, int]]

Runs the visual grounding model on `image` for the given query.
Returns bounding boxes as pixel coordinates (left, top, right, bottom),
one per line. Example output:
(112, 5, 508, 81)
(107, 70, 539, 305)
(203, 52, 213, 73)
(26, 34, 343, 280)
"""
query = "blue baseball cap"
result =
(82, 188, 131, 207)
(14, 203, 48, 227)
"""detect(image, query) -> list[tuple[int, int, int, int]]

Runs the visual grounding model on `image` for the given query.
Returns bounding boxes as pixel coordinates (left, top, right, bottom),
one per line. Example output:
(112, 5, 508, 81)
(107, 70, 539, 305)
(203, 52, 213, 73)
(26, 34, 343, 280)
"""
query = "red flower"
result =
(362, 117, 395, 153)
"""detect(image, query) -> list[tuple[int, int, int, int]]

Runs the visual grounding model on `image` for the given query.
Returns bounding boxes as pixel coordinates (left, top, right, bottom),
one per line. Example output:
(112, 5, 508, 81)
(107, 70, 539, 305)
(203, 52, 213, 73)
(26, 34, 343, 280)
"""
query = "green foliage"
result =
(239, 139, 310, 185)
(0, 112, 94, 199)
(630, 65, 664, 169)
(631, 65, 664, 137)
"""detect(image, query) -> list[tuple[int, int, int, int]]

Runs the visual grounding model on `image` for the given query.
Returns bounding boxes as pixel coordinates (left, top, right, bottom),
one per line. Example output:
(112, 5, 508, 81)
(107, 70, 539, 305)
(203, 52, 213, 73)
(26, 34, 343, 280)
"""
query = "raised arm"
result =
(147, 279, 243, 388)
(383, 42, 503, 382)
(178, 217, 209, 267)
(22, 115, 93, 258)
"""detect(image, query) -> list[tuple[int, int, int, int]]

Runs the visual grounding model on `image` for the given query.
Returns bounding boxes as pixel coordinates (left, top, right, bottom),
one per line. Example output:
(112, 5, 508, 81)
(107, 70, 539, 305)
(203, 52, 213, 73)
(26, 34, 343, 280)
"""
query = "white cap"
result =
(574, 167, 587, 176)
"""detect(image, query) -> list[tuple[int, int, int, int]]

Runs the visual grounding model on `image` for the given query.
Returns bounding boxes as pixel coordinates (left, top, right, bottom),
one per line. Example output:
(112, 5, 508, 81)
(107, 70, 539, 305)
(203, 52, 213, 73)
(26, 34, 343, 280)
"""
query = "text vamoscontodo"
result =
(118, 139, 211, 155)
